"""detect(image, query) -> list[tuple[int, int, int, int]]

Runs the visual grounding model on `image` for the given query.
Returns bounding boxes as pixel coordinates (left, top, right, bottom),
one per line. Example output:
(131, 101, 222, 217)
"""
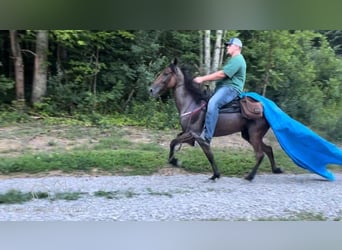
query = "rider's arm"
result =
(193, 70, 226, 84)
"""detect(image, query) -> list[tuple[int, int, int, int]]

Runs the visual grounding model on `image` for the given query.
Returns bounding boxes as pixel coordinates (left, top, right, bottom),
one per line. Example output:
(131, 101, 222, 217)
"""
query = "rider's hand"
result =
(193, 76, 204, 84)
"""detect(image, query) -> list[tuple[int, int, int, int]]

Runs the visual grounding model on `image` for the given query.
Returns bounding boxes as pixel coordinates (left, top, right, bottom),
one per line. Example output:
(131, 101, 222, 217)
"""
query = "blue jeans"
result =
(203, 85, 239, 141)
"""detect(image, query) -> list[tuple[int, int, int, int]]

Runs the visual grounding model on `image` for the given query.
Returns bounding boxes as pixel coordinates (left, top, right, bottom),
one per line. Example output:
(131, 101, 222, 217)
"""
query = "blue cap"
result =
(225, 38, 243, 47)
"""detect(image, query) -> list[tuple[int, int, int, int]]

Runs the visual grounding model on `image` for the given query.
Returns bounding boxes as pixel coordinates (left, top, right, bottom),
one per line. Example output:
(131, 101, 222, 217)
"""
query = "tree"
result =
(9, 30, 25, 102)
(321, 30, 342, 56)
(219, 30, 228, 67)
(243, 30, 293, 97)
(211, 30, 223, 72)
(31, 30, 49, 104)
(203, 30, 211, 75)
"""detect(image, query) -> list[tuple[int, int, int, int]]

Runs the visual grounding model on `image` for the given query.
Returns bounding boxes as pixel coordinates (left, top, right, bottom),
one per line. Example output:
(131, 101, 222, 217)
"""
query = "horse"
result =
(149, 59, 283, 181)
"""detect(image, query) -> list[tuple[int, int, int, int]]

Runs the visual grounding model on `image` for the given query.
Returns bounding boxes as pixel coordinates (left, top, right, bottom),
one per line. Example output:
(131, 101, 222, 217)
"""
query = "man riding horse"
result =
(193, 38, 246, 146)
(150, 39, 282, 181)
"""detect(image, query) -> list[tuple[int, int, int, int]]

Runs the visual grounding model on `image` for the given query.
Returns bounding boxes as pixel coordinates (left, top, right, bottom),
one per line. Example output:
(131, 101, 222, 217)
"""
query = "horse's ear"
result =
(173, 58, 178, 65)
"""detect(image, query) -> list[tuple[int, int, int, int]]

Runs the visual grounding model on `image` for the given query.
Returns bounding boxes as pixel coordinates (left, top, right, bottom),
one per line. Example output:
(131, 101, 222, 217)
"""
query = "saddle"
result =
(219, 97, 241, 113)
(203, 96, 264, 119)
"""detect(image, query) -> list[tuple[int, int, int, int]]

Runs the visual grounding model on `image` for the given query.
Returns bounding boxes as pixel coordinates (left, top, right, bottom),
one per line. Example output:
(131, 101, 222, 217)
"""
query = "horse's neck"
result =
(173, 75, 201, 116)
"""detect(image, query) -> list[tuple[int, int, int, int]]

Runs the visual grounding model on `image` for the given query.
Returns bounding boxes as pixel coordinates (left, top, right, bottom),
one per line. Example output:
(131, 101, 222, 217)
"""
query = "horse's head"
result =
(149, 59, 180, 98)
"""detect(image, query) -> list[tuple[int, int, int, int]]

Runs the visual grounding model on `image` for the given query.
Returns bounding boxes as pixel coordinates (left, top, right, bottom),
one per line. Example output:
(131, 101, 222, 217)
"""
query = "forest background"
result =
(0, 30, 341, 142)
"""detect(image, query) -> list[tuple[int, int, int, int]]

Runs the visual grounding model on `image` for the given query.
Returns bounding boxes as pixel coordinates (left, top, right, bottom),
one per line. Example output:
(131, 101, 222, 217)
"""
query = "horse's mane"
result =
(170, 63, 210, 104)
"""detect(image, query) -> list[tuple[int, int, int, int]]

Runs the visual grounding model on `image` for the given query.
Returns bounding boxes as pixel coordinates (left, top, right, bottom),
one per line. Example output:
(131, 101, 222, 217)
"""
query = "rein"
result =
(180, 101, 206, 118)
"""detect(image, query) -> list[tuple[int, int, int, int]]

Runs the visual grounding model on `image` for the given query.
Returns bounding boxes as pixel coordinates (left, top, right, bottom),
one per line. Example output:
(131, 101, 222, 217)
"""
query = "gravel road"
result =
(1, 172, 342, 221)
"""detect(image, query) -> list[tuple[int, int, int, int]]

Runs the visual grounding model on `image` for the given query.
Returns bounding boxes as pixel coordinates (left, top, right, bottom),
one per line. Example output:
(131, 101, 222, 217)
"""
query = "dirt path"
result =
(0, 124, 279, 155)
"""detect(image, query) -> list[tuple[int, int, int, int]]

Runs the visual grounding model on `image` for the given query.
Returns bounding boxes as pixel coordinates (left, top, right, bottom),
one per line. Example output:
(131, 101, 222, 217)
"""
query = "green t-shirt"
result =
(215, 54, 246, 93)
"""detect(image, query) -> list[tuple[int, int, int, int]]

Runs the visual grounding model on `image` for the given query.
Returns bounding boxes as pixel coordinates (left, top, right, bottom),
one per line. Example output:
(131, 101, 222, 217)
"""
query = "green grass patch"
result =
(0, 189, 88, 204)
(0, 121, 325, 178)
(94, 190, 120, 199)
(177, 147, 299, 177)
(254, 211, 332, 221)
(286, 211, 328, 221)
(0, 190, 33, 204)
(0, 140, 303, 177)
(0, 149, 166, 175)
(146, 188, 173, 198)
(94, 190, 139, 199)
(52, 192, 85, 201)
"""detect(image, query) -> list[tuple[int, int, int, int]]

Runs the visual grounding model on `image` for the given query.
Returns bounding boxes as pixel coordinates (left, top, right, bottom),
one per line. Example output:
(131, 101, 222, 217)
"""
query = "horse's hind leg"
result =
(245, 146, 264, 181)
(242, 130, 265, 181)
(261, 142, 283, 174)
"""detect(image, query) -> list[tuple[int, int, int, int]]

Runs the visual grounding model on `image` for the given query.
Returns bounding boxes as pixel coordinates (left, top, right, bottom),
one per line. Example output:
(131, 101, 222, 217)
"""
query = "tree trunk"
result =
(204, 30, 211, 75)
(211, 30, 223, 72)
(219, 30, 227, 67)
(198, 31, 204, 74)
(32, 30, 49, 104)
(9, 30, 25, 102)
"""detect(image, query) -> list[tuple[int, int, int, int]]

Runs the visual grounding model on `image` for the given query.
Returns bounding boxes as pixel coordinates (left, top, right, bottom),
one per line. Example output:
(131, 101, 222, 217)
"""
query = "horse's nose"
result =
(149, 86, 159, 97)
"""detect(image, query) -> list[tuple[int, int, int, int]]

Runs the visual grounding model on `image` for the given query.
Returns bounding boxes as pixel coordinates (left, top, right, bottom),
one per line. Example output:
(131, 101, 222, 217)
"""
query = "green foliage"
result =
(127, 99, 180, 129)
(1, 30, 342, 142)
(0, 74, 15, 103)
(244, 30, 342, 142)
(157, 31, 200, 71)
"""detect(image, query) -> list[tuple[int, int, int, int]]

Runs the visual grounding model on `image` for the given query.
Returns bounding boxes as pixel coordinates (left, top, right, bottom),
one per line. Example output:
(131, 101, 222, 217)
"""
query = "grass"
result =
(146, 188, 173, 198)
(0, 150, 166, 175)
(0, 189, 86, 204)
(0, 190, 33, 204)
(0, 121, 330, 178)
(176, 146, 303, 177)
(254, 211, 338, 221)
(94, 190, 139, 199)
(2, 188, 342, 221)
(0, 188, 174, 204)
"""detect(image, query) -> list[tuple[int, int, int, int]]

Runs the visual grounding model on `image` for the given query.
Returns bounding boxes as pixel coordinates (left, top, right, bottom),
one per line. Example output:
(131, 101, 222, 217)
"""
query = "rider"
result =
(193, 37, 247, 145)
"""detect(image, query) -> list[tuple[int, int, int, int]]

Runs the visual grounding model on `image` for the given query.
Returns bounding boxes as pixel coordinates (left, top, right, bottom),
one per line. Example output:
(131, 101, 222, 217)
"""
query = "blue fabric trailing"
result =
(241, 92, 342, 181)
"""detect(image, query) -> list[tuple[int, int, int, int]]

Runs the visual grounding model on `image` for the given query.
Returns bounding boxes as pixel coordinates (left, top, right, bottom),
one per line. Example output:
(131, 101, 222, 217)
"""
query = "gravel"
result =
(1, 172, 342, 221)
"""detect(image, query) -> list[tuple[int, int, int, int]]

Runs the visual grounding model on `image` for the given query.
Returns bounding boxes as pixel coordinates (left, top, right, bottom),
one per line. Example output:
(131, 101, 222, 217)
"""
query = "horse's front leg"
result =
(168, 138, 181, 167)
(200, 144, 221, 181)
(168, 132, 194, 167)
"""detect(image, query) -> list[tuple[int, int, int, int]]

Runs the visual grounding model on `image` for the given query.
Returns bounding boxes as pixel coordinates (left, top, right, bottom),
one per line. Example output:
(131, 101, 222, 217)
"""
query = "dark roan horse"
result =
(149, 59, 283, 181)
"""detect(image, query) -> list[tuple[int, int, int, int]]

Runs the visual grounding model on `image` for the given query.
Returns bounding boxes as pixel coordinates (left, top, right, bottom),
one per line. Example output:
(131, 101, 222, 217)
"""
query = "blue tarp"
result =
(241, 92, 342, 181)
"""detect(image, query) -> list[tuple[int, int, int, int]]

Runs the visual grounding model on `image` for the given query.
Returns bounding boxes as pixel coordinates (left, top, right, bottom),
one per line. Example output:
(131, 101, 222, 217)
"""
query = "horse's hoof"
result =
(273, 167, 283, 174)
(209, 173, 220, 182)
(169, 158, 181, 167)
(244, 175, 254, 182)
